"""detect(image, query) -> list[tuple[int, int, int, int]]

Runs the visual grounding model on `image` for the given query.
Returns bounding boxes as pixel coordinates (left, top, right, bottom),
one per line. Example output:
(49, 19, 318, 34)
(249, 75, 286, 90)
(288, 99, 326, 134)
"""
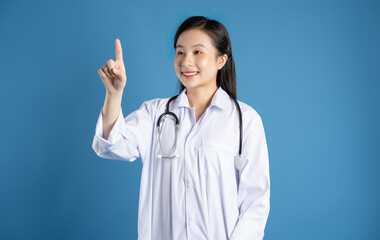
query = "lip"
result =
(182, 71, 199, 78)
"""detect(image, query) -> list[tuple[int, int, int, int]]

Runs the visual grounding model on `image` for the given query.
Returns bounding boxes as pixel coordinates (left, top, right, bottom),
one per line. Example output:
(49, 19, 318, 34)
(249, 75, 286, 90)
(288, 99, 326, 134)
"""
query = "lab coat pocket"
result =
(200, 141, 235, 178)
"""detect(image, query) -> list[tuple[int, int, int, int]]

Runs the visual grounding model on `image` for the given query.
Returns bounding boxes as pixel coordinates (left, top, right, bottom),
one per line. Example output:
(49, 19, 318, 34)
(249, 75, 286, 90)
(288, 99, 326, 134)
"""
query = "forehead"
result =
(176, 28, 213, 48)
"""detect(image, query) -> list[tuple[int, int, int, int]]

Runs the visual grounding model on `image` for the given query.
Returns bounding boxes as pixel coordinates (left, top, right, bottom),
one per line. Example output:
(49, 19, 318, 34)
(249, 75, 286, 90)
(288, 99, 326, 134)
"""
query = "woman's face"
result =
(174, 28, 227, 92)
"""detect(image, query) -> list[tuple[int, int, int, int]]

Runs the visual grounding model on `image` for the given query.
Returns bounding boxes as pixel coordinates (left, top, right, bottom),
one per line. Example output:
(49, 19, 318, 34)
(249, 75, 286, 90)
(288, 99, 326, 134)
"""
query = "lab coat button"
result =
(186, 181, 193, 187)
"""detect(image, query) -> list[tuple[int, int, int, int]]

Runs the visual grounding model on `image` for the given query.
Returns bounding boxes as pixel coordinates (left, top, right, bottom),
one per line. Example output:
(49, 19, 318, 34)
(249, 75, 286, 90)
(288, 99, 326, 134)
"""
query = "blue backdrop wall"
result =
(1, 0, 379, 239)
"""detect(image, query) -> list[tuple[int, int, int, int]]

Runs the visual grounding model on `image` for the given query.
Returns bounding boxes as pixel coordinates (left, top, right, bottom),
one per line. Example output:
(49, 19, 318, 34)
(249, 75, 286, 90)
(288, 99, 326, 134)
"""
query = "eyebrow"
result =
(175, 44, 207, 49)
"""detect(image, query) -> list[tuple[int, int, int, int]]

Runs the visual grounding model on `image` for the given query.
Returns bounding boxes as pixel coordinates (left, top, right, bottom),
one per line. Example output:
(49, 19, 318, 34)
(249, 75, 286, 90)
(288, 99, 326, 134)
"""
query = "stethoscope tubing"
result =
(156, 94, 243, 158)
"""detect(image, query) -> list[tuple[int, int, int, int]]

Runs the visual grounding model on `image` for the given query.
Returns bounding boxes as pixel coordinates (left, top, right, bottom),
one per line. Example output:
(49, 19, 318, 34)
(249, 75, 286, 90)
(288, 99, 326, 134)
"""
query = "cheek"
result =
(174, 58, 180, 70)
(198, 56, 216, 71)
(197, 57, 208, 68)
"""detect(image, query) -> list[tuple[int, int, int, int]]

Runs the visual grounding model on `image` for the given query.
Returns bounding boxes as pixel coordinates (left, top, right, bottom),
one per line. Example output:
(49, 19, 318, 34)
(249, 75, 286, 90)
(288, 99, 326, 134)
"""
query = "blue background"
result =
(1, 0, 379, 239)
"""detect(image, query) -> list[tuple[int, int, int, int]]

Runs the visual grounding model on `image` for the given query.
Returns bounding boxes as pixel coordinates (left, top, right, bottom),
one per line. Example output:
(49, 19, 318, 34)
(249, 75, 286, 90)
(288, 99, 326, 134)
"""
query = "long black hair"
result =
(173, 16, 237, 100)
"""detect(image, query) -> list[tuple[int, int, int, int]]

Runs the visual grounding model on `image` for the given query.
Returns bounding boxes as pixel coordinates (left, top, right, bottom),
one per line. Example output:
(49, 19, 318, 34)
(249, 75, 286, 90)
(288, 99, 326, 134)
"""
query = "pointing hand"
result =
(98, 39, 127, 94)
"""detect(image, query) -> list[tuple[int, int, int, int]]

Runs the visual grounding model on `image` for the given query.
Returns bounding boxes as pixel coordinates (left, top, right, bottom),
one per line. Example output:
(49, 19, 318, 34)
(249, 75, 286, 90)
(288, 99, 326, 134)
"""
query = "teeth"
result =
(183, 72, 198, 76)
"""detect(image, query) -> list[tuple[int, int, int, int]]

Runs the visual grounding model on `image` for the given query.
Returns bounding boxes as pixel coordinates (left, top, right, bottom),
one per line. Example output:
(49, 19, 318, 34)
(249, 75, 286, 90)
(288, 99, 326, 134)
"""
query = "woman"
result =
(93, 16, 270, 240)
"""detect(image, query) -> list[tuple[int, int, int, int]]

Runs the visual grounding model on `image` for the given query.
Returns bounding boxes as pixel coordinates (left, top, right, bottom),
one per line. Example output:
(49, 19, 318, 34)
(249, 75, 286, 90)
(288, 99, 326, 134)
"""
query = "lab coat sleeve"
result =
(229, 110, 270, 240)
(92, 101, 153, 162)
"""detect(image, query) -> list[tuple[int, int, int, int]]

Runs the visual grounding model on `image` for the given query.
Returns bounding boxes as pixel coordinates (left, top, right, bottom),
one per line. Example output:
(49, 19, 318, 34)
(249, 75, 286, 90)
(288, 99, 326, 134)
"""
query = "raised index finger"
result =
(115, 38, 123, 62)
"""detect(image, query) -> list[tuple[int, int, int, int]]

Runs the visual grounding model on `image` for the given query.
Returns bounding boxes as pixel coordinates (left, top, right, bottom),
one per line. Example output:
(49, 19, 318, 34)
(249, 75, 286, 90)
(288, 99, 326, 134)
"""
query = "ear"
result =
(217, 54, 228, 70)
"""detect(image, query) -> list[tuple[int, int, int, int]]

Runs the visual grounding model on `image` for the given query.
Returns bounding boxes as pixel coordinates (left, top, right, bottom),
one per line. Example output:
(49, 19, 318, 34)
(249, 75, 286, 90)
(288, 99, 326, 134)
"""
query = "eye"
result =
(176, 51, 183, 55)
(194, 51, 201, 54)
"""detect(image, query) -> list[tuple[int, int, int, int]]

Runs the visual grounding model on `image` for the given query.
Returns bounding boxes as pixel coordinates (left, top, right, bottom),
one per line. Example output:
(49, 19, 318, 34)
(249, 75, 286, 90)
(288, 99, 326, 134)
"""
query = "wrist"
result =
(106, 90, 123, 100)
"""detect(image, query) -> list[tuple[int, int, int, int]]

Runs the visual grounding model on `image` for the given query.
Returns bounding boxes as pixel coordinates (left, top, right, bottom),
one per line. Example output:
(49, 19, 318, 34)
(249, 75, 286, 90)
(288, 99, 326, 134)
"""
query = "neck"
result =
(186, 85, 218, 110)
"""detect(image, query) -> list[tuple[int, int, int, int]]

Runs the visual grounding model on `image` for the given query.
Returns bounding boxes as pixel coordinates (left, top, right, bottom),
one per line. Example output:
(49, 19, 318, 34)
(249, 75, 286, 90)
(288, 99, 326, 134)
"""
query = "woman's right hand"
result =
(98, 39, 127, 95)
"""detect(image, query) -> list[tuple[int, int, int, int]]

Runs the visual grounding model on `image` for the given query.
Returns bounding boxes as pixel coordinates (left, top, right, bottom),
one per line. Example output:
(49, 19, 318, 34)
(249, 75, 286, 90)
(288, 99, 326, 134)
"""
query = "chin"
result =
(180, 81, 199, 89)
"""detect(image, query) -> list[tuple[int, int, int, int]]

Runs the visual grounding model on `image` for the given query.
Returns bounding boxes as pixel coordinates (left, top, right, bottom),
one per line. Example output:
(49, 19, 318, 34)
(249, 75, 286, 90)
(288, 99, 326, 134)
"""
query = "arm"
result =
(97, 38, 127, 140)
(102, 91, 123, 140)
(92, 101, 152, 162)
(230, 111, 270, 240)
(93, 39, 152, 161)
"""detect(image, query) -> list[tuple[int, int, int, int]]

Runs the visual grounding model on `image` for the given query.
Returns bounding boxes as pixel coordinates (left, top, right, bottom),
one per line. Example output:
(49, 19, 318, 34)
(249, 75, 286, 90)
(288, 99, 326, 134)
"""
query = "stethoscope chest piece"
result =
(234, 155, 245, 171)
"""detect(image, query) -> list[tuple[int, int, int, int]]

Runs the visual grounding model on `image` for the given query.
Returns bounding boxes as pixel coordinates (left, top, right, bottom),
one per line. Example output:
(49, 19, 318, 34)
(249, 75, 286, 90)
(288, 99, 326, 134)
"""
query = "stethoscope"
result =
(156, 94, 246, 170)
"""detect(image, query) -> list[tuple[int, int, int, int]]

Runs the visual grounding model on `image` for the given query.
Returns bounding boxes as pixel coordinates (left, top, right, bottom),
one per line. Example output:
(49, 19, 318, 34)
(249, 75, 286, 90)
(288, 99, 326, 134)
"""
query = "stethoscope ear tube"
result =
(232, 98, 243, 157)
(157, 96, 180, 159)
(232, 98, 245, 171)
(157, 95, 180, 128)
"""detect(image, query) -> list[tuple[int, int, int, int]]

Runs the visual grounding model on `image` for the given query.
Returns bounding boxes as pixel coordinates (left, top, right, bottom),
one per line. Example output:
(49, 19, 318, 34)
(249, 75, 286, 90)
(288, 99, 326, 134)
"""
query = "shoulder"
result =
(236, 99, 264, 131)
(237, 100, 261, 120)
(141, 95, 175, 108)
(137, 96, 173, 117)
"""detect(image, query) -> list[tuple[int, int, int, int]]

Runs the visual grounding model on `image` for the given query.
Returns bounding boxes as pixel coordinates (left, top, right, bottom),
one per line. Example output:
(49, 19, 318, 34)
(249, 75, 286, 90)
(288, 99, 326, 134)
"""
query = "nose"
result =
(181, 53, 194, 67)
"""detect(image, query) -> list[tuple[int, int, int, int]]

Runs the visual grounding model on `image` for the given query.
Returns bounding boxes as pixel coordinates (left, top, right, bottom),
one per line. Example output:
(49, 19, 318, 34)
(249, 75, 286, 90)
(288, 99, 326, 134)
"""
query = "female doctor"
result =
(92, 16, 270, 240)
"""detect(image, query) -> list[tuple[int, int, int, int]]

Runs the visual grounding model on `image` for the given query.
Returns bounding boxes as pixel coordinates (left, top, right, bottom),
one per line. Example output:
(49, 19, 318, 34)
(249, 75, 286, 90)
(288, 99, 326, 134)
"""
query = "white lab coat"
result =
(92, 87, 270, 240)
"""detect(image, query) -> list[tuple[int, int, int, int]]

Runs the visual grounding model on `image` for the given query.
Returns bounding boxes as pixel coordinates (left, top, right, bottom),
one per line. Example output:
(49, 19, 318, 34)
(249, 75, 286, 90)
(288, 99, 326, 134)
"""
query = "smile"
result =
(182, 71, 199, 77)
